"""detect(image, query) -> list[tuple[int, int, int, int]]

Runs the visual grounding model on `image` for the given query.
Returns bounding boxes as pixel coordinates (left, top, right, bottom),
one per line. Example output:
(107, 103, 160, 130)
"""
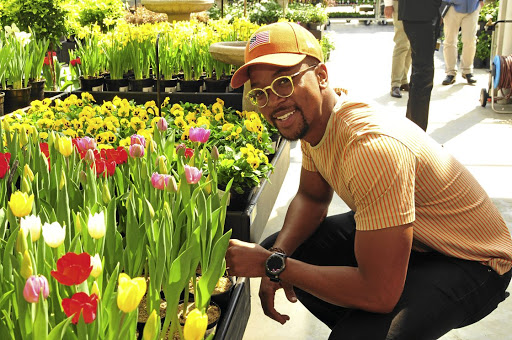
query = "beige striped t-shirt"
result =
(301, 96, 512, 274)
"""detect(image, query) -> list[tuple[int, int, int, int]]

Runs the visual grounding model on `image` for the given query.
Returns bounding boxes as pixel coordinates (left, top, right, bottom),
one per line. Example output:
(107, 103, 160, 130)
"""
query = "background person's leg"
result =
(403, 19, 438, 131)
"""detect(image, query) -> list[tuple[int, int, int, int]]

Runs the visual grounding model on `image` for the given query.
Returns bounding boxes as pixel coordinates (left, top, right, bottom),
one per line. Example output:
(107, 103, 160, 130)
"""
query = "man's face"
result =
(248, 62, 320, 142)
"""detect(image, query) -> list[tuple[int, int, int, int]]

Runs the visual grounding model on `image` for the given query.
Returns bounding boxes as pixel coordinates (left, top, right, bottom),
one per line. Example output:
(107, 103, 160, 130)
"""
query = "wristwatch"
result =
(265, 252, 287, 282)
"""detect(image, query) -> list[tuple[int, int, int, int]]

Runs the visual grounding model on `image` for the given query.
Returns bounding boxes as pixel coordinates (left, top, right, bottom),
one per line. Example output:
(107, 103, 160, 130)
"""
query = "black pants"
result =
(261, 212, 511, 340)
(402, 17, 440, 131)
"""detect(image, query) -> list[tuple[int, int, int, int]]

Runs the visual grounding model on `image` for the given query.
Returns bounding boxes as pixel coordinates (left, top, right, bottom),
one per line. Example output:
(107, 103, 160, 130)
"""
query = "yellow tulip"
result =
(142, 310, 158, 340)
(20, 250, 33, 279)
(8, 191, 34, 218)
(91, 280, 101, 300)
(23, 164, 34, 182)
(183, 308, 207, 340)
(117, 273, 146, 313)
(57, 135, 73, 157)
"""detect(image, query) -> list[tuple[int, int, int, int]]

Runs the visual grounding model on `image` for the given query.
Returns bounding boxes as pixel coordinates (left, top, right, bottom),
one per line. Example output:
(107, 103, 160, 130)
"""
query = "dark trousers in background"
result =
(261, 211, 511, 340)
(402, 16, 440, 131)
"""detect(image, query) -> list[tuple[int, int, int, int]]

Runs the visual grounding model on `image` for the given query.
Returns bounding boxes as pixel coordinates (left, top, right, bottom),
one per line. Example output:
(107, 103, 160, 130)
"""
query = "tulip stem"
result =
(116, 313, 126, 340)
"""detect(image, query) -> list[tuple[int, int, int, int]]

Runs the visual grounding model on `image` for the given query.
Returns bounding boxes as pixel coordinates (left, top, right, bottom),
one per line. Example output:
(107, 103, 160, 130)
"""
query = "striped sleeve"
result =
(344, 134, 416, 230)
(301, 139, 317, 172)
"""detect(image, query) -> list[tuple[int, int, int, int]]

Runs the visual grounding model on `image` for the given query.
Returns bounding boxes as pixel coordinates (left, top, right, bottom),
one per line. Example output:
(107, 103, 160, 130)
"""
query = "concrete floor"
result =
(242, 20, 512, 340)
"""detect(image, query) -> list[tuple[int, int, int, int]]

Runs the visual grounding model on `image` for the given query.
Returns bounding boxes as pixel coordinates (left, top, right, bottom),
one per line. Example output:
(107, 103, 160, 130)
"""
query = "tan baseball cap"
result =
(230, 22, 324, 89)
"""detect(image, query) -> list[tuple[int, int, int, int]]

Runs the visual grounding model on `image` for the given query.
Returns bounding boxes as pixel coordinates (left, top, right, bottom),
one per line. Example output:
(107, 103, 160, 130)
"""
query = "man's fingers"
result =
(259, 279, 291, 324)
(283, 283, 297, 303)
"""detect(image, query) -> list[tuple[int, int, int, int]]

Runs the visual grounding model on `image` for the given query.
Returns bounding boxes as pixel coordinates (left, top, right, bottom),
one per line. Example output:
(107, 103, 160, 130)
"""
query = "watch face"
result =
(266, 253, 285, 273)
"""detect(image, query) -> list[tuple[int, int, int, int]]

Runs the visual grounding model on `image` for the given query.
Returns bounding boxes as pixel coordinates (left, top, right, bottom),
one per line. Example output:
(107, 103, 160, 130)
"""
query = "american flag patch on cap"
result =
(249, 31, 270, 51)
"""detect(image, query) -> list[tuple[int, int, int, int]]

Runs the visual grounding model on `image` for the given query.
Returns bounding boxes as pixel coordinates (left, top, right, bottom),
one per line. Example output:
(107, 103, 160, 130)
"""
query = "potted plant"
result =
(2, 24, 33, 114)
(126, 24, 155, 92)
(27, 32, 50, 101)
(75, 30, 105, 91)
(103, 30, 129, 92)
(157, 31, 179, 93)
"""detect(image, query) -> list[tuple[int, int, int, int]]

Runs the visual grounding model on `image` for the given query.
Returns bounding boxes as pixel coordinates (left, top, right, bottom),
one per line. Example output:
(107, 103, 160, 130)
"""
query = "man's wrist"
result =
(269, 246, 287, 255)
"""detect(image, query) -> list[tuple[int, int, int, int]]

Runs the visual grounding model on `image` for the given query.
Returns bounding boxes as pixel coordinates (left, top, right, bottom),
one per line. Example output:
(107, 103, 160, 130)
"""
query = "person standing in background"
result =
(384, 0, 412, 98)
(442, 0, 484, 85)
(398, 0, 442, 131)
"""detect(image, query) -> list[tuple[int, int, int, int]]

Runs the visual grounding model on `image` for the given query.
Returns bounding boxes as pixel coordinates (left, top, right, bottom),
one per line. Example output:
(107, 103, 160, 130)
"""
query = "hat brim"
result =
(230, 53, 307, 89)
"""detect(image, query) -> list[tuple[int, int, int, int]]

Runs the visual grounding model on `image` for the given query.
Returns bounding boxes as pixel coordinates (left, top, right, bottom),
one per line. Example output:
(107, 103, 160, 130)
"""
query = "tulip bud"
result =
(129, 144, 145, 158)
(157, 156, 168, 174)
(75, 212, 82, 233)
(20, 215, 42, 242)
(90, 254, 102, 278)
(59, 169, 66, 190)
(102, 182, 111, 204)
(156, 117, 168, 132)
(211, 145, 219, 161)
(16, 227, 28, 253)
(79, 171, 87, 186)
(20, 250, 33, 279)
(91, 281, 101, 300)
(31, 129, 39, 144)
(21, 176, 31, 194)
(23, 164, 34, 182)
(150, 140, 157, 153)
(85, 149, 95, 165)
(23, 275, 49, 303)
(183, 308, 207, 340)
(204, 174, 212, 195)
(165, 175, 178, 193)
(88, 211, 106, 240)
(20, 126, 29, 146)
(143, 310, 159, 340)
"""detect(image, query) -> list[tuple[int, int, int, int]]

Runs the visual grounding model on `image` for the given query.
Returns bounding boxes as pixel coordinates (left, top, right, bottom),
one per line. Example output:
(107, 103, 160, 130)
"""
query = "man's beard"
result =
(273, 110, 309, 142)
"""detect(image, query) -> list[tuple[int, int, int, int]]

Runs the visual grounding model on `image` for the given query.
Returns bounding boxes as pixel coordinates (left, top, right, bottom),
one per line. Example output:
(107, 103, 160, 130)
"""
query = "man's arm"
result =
(270, 167, 334, 255)
(281, 222, 413, 313)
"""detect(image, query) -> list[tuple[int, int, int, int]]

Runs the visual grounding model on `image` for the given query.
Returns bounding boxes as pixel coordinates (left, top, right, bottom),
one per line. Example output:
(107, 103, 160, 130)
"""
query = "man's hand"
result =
(225, 239, 268, 278)
(384, 6, 394, 19)
(259, 277, 297, 324)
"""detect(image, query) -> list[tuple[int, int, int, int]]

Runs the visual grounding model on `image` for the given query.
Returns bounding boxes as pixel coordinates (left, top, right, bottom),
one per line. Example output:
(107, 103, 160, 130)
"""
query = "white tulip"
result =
(20, 215, 42, 242)
(88, 211, 106, 240)
(42, 222, 66, 248)
(90, 254, 103, 278)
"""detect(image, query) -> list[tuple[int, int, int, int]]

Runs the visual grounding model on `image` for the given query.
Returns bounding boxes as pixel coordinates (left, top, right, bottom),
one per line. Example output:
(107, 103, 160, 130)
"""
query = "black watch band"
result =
(265, 252, 287, 282)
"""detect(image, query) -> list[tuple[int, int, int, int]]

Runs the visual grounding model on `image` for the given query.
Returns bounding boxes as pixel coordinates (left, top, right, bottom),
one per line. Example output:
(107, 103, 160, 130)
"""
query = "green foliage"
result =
(3, 0, 68, 48)
(475, 31, 492, 61)
(479, 0, 499, 23)
(248, 0, 283, 25)
(321, 32, 336, 61)
(77, 0, 125, 32)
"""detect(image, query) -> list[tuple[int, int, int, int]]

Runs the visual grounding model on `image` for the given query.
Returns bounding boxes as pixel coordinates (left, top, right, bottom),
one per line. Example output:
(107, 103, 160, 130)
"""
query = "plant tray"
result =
(214, 277, 251, 340)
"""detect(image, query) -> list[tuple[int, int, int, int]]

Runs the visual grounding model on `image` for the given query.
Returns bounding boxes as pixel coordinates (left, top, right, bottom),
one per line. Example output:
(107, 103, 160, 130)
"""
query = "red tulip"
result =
(43, 57, 50, 66)
(94, 159, 116, 177)
(176, 143, 194, 159)
(70, 59, 77, 67)
(0, 152, 11, 179)
(62, 292, 98, 324)
(76, 57, 81, 65)
(51, 252, 93, 286)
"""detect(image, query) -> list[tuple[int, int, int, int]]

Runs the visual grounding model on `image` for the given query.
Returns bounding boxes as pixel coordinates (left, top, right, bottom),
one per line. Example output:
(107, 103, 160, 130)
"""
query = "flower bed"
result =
(0, 91, 280, 339)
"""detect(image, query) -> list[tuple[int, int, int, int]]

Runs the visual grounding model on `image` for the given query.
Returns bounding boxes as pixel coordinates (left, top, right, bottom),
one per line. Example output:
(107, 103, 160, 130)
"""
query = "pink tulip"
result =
(130, 134, 146, 147)
(189, 127, 211, 143)
(23, 275, 49, 303)
(157, 118, 168, 132)
(184, 165, 202, 184)
(84, 149, 95, 165)
(151, 172, 167, 190)
(129, 144, 145, 158)
(76, 137, 97, 152)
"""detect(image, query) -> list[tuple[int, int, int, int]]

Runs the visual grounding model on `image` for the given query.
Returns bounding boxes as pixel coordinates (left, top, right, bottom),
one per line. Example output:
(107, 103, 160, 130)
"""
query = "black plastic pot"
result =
(0, 92, 4, 116)
(79, 76, 104, 92)
(210, 276, 236, 311)
(29, 79, 46, 101)
(159, 78, 178, 93)
(104, 78, 129, 92)
(179, 79, 203, 93)
(204, 78, 228, 93)
(3, 86, 32, 114)
(129, 78, 155, 92)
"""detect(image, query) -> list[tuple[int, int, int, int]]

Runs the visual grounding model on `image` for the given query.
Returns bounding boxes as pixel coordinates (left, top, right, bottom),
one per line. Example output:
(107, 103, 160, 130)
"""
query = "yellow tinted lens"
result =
(272, 76, 294, 97)
(248, 89, 267, 106)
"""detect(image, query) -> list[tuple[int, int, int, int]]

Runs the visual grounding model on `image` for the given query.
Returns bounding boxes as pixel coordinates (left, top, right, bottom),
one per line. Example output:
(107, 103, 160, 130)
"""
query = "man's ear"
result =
(316, 63, 328, 89)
